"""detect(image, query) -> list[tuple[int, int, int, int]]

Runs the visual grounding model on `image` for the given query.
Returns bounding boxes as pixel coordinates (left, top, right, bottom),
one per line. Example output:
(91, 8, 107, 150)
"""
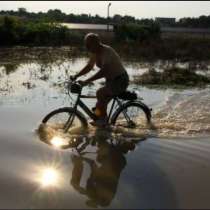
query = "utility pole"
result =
(107, 2, 111, 31)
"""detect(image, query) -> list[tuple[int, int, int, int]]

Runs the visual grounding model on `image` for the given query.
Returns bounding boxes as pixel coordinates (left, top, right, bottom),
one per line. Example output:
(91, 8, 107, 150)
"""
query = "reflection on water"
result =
(35, 124, 184, 208)
(50, 136, 69, 148)
(37, 121, 148, 151)
(70, 141, 127, 208)
(39, 167, 59, 187)
(38, 124, 145, 208)
(1, 49, 210, 208)
(1, 107, 210, 208)
(0, 54, 210, 98)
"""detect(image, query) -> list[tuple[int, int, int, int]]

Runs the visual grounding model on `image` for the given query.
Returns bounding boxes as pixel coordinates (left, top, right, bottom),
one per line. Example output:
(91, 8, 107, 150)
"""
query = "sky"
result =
(0, 1, 210, 20)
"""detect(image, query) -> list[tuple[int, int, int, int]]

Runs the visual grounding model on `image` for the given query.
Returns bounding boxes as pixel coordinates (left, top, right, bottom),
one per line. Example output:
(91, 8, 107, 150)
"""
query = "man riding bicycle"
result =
(73, 33, 129, 127)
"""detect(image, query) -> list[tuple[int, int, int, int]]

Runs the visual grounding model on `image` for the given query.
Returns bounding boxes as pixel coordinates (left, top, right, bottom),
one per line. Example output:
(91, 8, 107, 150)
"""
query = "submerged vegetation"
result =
(133, 67, 210, 87)
(0, 47, 209, 90)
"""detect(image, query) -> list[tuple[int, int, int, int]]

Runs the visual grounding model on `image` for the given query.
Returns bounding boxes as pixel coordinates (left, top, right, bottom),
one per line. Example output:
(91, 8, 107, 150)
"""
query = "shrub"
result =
(0, 16, 84, 46)
(0, 16, 21, 45)
(114, 22, 160, 42)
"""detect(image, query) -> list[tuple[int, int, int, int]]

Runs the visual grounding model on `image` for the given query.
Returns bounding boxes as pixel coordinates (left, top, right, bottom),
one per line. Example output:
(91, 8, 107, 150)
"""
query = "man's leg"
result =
(95, 86, 112, 120)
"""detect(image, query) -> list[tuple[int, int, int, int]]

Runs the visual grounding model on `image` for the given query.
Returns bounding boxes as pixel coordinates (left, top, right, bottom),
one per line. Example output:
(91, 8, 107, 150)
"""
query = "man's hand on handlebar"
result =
(77, 80, 89, 86)
(70, 75, 91, 86)
(70, 75, 78, 81)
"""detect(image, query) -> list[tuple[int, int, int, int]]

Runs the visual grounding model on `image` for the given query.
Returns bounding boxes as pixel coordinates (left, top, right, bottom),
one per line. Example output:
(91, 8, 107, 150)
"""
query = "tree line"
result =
(1, 8, 210, 48)
(0, 8, 156, 25)
(0, 8, 161, 46)
(0, 8, 210, 28)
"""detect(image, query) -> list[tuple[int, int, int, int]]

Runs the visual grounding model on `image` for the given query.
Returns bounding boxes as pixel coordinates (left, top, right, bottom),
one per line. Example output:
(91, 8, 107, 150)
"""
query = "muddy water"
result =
(0, 55, 210, 208)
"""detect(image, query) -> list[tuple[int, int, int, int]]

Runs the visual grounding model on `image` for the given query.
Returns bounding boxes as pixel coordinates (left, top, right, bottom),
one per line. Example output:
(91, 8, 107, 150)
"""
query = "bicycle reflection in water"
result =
(37, 124, 146, 208)
(69, 128, 146, 208)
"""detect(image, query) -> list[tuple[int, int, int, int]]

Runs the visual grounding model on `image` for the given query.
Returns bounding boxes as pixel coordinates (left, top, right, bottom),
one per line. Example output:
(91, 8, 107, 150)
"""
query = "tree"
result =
(47, 9, 65, 22)
(113, 15, 122, 24)
(121, 15, 136, 24)
(18, 7, 27, 16)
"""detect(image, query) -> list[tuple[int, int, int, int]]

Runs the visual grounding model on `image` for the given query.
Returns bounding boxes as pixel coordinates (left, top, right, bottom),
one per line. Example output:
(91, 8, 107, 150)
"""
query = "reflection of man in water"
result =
(70, 139, 136, 208)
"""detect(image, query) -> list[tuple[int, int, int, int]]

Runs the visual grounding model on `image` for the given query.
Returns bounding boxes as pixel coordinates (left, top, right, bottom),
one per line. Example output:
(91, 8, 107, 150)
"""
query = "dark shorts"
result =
(106, 72, 129, 96)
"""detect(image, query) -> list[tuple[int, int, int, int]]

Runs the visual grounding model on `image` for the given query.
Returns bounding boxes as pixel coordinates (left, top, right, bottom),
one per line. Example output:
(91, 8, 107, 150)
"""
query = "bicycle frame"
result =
(63, 81, 134, 132)
(75, 93, 122, 123)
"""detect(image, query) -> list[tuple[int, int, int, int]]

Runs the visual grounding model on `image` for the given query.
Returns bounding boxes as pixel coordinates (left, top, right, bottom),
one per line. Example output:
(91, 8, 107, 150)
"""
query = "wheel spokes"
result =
(115, 106, 147, 129)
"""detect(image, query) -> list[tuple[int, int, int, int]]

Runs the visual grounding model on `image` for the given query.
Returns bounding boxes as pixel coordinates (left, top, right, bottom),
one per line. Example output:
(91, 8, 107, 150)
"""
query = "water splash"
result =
(38, 87, 210, 145)
(152, 88, 210, 138)
(37, 121, 147, 151)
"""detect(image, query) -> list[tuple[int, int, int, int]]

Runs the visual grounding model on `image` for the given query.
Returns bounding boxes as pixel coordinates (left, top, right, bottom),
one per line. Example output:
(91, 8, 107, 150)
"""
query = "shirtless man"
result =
(73, 33, 129, 126)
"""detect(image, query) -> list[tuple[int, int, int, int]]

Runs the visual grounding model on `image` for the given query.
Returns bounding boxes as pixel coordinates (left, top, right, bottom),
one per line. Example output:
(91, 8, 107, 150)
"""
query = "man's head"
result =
(84, 33, 101, 53)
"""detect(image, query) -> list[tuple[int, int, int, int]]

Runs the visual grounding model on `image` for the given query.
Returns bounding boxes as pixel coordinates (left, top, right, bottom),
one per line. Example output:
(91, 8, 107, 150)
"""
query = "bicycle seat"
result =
(117, 91, 137, 100)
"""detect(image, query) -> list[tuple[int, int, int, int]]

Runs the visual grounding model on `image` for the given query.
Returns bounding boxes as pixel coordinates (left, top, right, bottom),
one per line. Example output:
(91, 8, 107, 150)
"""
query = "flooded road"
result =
(0, 52, 210, 208)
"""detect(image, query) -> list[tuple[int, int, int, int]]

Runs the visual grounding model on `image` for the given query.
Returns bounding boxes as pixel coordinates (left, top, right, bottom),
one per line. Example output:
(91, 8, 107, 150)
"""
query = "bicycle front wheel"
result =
(111, 101, 151, 129)
(42, 107, 88, 134)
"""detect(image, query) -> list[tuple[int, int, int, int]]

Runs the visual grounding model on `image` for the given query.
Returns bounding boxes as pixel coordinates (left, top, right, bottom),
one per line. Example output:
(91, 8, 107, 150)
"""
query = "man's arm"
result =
(84, 67, 105, 84)
(83, 58, 109, 84)
(83, 50, 111, 84)
(74, 55, 95, 79)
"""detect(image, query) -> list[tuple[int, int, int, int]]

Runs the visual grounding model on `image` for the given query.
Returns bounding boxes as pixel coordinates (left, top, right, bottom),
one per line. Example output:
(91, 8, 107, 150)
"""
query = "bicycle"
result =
(41, 77, 152, 134)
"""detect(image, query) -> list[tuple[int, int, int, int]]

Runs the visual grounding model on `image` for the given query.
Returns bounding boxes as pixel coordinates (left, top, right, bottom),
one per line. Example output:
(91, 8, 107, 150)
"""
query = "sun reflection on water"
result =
(40, 168, 59, 187)
(34, 165, 63, 189)
(50, 136, 68, 148)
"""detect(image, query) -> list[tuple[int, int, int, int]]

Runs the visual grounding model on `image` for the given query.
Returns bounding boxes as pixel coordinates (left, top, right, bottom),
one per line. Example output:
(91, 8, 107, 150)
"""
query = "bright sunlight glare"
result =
(50, 136, 68, 148)
(40, 168, 59, 187)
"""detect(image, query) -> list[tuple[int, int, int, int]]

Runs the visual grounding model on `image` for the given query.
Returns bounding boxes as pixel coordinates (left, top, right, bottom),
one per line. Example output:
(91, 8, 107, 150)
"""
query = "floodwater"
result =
(0, 52, 210, 209)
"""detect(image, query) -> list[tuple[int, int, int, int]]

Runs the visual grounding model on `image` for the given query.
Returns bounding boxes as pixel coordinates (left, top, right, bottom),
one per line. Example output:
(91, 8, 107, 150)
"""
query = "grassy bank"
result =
(133, 66, 210, 87)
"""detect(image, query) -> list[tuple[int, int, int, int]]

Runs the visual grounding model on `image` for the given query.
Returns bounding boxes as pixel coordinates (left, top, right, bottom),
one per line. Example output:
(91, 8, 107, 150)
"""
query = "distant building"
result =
(155, 17, 176, 27)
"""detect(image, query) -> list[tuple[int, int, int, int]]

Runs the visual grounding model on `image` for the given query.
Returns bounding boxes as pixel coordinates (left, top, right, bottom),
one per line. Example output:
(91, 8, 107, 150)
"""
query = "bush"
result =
(0, 16, 84, 46)
(114, 22, 160, 42)
(0, 16, 21, 45)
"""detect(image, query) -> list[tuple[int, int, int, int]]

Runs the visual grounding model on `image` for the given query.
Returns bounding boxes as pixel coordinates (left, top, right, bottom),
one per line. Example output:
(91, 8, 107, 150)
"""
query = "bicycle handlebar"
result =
(69, 75, 76, 82)
(56, 76, 91, 95)
(69, 75, 90, 87)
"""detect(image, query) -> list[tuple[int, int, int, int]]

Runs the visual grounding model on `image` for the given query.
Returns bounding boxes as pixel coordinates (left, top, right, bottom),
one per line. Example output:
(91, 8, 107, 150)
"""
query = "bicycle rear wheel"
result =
(111, 101, 151, 129)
